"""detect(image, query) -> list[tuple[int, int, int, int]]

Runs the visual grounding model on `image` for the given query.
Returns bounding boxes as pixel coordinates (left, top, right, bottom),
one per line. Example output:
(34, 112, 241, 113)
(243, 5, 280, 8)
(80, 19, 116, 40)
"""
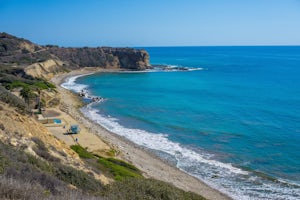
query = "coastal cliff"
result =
(48, 46, 150, 70)
(0, 32, 219, 200)
(0, 32, 150, 78)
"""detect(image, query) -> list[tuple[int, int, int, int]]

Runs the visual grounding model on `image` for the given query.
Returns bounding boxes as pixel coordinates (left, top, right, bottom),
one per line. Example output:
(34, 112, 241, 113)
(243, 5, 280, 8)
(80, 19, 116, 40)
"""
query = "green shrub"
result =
(6, 81, 29, 89)
(70, 145, 141, 181)
(70, 145, 94, 159)
(34, 81, 56, 90)
(45, 81, 56, 89)
(106, 157, 139, 173)
(33, 81, 49, 90)
(97, 157, 142, 181)
(5, 80, 56, 91)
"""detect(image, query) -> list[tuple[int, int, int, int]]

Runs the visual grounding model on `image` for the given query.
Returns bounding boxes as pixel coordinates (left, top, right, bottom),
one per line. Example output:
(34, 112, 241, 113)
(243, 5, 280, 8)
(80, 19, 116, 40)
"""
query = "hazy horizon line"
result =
(39, 44, 300, 48)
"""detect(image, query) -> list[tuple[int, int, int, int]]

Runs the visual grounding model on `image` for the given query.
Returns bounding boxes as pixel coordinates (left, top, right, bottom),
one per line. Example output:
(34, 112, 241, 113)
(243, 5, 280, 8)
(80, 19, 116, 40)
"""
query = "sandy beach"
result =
(50, 68, 231, 200)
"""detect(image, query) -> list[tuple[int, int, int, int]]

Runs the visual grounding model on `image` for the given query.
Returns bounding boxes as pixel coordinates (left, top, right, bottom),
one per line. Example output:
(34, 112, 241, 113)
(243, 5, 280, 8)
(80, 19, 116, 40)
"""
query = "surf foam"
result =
(80, 104, 300, 200)
(61, 73, 93, 92)
(62, 73, 300, 200)
(150, 64, 204, 72)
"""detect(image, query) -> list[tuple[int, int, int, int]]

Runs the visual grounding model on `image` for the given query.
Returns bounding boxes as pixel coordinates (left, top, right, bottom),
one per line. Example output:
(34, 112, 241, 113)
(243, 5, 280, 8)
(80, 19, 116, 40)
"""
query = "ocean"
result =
(62, 46, 300, 199)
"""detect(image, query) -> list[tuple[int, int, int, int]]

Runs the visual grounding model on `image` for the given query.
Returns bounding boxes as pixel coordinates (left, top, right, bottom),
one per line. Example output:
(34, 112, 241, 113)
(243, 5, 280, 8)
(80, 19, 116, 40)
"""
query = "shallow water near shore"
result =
(63, 46, 300, 200)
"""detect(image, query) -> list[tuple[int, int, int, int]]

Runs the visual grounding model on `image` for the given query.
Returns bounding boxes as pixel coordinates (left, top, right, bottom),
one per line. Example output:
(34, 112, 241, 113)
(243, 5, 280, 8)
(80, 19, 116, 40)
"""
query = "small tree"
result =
(20, 87, 33, 105)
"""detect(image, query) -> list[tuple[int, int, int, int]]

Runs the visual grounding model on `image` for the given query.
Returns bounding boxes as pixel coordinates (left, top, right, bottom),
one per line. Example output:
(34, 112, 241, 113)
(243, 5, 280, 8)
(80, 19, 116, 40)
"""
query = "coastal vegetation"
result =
(0, 140, 103, 199)
(0, 140, 205, 200)
(0, 85, 27, 112)
(0, 64, 56, 110)
(0, 65, 56, 91)
(71, 144, 142, 181)
(97, 157, 142, 181)
(0, 32, 207, 199)
(70, 144, 95, 159)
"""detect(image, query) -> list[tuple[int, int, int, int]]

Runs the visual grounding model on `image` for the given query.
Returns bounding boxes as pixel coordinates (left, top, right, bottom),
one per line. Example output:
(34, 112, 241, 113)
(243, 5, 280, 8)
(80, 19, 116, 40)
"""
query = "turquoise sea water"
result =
(63, 46, 300, 199)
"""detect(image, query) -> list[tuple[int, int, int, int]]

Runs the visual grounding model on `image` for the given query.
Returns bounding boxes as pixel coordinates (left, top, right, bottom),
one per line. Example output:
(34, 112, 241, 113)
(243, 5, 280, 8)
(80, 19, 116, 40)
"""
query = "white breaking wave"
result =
(61, 73, 93, 92)
(111, 66, 204, 73)
(156, 64, 204, 72)
(63, 73, 300, 200)
(80, 104, 300, 200)
(81, 103, 246, 174)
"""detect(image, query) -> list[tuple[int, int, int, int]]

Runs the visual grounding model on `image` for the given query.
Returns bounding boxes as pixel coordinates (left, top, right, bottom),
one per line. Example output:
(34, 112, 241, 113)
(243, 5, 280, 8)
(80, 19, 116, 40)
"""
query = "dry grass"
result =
(103, 178, 206, 200)
(0, 175, 102, 200)
(0, 129, 206, 200)
(32, 137, 60, 162)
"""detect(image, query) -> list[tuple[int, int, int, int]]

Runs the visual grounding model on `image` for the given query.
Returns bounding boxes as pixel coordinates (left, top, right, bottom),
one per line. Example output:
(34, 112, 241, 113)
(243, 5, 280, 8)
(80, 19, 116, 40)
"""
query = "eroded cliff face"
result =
(103, 48, 150, 70)
(48, 47, 150, 70)
(0, 32, 151, 79)
(24, 59, 65, 79)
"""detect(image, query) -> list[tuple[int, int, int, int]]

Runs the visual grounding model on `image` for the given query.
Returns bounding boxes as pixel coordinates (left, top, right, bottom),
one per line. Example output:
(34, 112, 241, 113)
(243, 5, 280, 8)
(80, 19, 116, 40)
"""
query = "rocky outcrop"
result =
(108, 48, 150, 70)
(48, 46, 150, 70)
(0, 32, 151, 76)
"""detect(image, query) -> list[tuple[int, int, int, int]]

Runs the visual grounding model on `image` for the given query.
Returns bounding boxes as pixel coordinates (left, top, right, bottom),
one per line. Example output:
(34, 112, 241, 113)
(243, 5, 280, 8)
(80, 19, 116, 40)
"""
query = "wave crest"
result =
(151, 64, 203, 72)
(80, 103, 300, 200)
(61, 73, 92, 92)
(63, 72, 300, 200)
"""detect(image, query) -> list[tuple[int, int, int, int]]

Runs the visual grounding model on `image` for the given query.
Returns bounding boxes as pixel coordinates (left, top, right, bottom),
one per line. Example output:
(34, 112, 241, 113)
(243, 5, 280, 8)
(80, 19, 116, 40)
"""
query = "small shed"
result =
(70, 125, 80, 134)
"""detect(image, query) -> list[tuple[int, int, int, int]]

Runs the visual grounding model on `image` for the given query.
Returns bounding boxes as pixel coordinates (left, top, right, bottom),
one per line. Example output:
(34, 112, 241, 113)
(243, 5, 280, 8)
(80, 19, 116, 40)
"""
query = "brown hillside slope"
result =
(0, 101, 109, 184)
(0, 32, 150, 79)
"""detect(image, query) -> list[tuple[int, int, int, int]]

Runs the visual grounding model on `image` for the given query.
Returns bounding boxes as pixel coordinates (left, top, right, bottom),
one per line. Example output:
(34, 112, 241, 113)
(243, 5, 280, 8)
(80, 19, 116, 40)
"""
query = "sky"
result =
(0, 0, 300, 47)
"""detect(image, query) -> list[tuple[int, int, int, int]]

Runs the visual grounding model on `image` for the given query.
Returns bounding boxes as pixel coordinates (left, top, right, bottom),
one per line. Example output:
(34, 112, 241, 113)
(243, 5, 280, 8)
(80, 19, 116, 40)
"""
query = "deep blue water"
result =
(63, 46, 300, 199)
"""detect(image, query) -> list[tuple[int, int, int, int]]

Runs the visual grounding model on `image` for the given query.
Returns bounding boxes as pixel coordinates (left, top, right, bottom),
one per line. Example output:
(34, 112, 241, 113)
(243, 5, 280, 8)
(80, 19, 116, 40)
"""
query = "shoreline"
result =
(51, 68, 232, 200)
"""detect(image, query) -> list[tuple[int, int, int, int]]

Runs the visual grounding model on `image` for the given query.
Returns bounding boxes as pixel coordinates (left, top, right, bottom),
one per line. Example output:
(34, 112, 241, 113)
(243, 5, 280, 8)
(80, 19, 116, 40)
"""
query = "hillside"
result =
(0, 33, 208, 200)
(0, 101, 204, 200)
(0, 32, 150, 78)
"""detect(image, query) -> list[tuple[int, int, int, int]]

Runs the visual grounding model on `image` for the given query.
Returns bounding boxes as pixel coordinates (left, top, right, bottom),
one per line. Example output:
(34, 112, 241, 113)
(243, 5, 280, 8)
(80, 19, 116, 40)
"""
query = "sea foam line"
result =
(80, 105, 300, 200)
(153, 64, 204, 72)
(62, 73, 300, 200)
(61, 73, 94, 92)
(81, 103, 246, 174)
